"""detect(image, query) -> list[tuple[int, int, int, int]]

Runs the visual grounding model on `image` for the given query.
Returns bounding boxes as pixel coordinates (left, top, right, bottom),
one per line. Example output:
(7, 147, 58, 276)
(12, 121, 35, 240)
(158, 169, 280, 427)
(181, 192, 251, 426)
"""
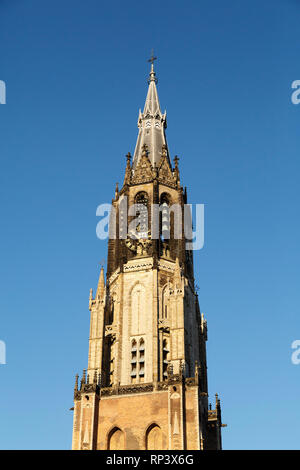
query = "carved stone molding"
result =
(80, 383, 100, 395)
(158, 260, 175, 273)
(100, 383, 154, 397)
(157, 382, 169, 391)
(124, 259, 153, 272)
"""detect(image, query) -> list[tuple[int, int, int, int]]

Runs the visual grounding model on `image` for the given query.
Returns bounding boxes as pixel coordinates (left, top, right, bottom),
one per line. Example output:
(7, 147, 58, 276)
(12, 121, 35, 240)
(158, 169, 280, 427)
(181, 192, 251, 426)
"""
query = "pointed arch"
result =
(130, 282, 146, 335)
(162, 284, 169, 319)
(107, 426, 125, 450)
(146, 423, 163, 450)
(134, 191, 149, 236)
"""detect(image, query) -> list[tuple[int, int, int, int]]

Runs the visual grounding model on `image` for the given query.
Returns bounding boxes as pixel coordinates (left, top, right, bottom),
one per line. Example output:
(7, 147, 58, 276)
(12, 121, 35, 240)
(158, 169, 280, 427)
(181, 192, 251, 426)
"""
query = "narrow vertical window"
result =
(160, 194, 170, 241)
(162, 286, 168, 319)
(135, 192, 149, 238)
(138, 338, 145, 382)
(162, 339, 169, 380)
(130, 340, 137, 383)
(109, 338, 115, 386)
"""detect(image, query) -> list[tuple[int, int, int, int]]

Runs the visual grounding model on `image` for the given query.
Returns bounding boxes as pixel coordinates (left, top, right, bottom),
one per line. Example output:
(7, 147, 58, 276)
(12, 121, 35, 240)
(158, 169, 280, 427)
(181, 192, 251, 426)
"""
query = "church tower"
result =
(71, 59, 223, 450)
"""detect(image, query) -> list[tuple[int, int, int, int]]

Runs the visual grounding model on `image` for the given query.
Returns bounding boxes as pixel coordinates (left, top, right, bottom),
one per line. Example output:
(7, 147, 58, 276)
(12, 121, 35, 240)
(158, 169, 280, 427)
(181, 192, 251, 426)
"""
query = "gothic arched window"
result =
(138, 338, 145, 381)
(160, 194, 170, 241)
(146, 424, 163, 450)
(162, 285, 169, 319)
(130, 337, 145, 383)
(108, 427, 125, 450)
(131, 283, 146, 335)
(130, 340, 137, 382)
(135, 192, 149, 237)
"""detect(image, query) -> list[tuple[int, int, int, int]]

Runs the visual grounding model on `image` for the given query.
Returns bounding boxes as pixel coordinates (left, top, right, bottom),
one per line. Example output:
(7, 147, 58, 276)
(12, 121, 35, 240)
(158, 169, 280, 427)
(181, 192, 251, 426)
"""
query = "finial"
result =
(74, 374, 79, 391)
(148, 49, 158, 84)
(173, 156, 180, 186)
(81, 369, 86, 385)
(124, 153, 132, 186)
(115, 182, 119, 198)
(215, 393, 219, 407)
(96, 264, 105, 300)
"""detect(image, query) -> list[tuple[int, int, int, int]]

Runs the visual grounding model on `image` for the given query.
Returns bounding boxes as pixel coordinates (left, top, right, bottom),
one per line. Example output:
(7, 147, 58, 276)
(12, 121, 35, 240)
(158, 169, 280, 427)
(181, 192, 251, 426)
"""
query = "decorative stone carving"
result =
(74, 390, 82, 401)
(158, 318, 170, 332)
(158, 260, 175, 273)
(157, 147, 177, 188)
(185, 377, 196, 387)
(131, 145, 153, 184)
(105, 324, 117, 340)
(123, 259, 153, 272)
(100, 383, 153, 397)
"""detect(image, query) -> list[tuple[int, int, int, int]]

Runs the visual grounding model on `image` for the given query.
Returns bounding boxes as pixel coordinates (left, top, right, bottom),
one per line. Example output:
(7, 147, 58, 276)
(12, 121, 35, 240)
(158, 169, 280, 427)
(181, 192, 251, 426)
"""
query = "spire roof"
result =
(132, 58, 170, 169)
(96, 267, 105, 300)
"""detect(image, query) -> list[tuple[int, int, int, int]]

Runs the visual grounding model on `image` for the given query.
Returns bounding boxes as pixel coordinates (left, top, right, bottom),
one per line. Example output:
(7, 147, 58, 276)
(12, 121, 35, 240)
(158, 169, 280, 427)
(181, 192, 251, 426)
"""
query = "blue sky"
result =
(0, 0, 300, 450)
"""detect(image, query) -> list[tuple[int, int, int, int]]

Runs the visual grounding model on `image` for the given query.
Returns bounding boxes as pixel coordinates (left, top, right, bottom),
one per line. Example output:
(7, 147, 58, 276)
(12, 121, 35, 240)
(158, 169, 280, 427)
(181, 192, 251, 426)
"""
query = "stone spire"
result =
(96, 267, 105, 301)
(132, 59, 170, 170)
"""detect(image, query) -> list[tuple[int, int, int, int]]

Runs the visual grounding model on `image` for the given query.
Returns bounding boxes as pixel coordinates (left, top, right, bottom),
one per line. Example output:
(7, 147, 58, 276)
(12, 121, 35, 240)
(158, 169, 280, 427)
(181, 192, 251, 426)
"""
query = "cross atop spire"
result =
(132, 54, 170, 169)
(148, 49, 158, 84)
(148, 49, 157, 66)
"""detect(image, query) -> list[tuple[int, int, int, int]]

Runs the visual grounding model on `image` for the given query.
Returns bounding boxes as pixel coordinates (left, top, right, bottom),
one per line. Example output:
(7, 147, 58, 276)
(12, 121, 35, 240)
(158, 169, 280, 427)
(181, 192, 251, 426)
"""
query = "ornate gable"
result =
(158, 145, 176, 187)
(131, 145, 153, 184)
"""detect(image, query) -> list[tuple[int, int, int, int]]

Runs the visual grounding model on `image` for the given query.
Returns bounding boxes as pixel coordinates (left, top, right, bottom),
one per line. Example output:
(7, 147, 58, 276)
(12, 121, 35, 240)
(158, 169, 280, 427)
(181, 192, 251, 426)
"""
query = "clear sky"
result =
(0, 0, 299, 450)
